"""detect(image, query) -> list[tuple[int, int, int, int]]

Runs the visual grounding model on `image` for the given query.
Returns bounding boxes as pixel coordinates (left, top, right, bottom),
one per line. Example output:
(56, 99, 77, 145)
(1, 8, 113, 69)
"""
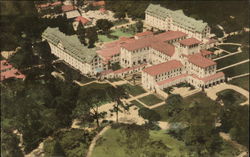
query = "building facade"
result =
(145, 4, 211, 42)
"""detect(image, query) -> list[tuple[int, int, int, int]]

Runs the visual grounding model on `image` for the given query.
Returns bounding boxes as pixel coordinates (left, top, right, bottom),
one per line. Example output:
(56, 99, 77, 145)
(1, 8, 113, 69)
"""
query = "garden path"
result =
(216, 59, 249, 71)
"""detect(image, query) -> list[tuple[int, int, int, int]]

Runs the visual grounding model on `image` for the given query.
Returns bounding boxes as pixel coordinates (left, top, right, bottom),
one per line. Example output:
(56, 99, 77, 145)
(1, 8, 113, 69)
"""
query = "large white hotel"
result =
(42, 4, 225, 91)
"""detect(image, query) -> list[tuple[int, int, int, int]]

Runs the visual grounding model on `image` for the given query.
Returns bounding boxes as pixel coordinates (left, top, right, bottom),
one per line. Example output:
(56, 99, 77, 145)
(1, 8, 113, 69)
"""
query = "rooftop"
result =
(179, 38, 201, 46)
(143, 60, 183, 76)
(150, 42, 175, 57)
(42, 27, 97, 63)
(66, 10, 81, 19)
(187, 53, 216, 68)
(200, 49, 214, 56)
(135, 31, 154, 38)
(75, 16, 90, 25)
(62, 5, 76, 12)
(146, 4, 208, 33)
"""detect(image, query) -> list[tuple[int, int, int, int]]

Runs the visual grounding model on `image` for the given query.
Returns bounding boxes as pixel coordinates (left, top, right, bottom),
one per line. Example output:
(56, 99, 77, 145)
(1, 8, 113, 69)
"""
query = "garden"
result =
(119, 84, 146, 96)
(222, 62, 249, 77)
(138, 94, 163, 106)
(229, 76, 249, 91)
(98, 24, 137, 43)
(217, 44, 239, 53)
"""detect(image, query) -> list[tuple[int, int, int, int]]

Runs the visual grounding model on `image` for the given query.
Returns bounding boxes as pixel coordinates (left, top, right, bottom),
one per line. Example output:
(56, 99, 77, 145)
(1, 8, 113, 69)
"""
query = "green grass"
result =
(98, 28, 134, 43)
(130, 100, 144, 108)
(120, 84, 146, 96)
(153, 92, 216, 121)
(98, 34, 115, 42)
(222, 62, 249, 77)
(138, 94, 163, 106)
(91, 128, 190, 157)
(216, 51, 249, 69)
(110, 29, 134, 37)
(218, 45, 239, 53)
(230, 76, 249, 91)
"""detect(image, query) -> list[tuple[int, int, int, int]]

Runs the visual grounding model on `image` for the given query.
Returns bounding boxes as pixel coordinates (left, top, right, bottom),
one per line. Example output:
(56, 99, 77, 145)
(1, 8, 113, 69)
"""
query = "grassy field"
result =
(98, 29, 134, 42)
(119, 84, 146, 96)
(222, 62, 249, 77)
(138, 94, 163, 106)
(230, 76, 249, 91)
(218, 45, 239, 53)
(91, 128, 190, 157)
(130, 100, 144, 108)
(153, 92, 215, 121)
(216, 51, 249, 69)
(91, 127, 239, 157)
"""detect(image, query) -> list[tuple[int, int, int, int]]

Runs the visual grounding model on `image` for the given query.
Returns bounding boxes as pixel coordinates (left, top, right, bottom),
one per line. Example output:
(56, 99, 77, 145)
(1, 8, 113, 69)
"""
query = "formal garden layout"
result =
(1, 0, 249, 157)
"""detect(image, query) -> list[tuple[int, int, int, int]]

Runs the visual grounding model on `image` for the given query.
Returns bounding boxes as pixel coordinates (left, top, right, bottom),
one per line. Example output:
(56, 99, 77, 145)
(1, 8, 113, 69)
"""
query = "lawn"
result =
(119, 84, 146, 96)
(138, 94, 163, 106)
(216, 51, 249, 69)
(230, 76, 249, 91)
(98, 34, 115, 42)
(153, 92, 216, 121)
(222, 62, 249, 77)
(130, 100, 144, 109)
(91, 128, 190, 157)
(98, 29, 134, 43)
(218, 44, 239, 53)
(91, 127, 238, 157)
(110, 29, 134, 37)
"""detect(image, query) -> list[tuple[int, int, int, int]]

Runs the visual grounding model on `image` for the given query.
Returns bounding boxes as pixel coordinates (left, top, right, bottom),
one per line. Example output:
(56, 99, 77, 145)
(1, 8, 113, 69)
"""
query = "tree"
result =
(76, 23, 86, 46)
(114, 11, 126, 19)
(135, 20, 143, 33)
(1, 130, 24, 157)
(86, 27, 98, 48)
(108, 86, 129, 123)
(138, 107, 161, 122)
(96, 19, 114, 34)
(51, 140, 66, 157)
(165, 94, 184, 117)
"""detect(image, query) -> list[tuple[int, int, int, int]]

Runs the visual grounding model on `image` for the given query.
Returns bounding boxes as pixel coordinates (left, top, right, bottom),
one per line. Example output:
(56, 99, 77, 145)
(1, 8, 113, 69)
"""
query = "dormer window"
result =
(58, 41, 64, 50)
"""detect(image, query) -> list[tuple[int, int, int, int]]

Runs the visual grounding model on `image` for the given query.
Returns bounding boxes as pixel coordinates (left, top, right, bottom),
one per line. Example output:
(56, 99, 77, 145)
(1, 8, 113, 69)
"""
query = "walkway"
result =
(86, 125, 111, 157)
(217, 42, 241, 46)
(205, 83, 249, 106)
(229, 73, 250, 80)
(217, 59, 249, 71)
(213, 50, 241, 61)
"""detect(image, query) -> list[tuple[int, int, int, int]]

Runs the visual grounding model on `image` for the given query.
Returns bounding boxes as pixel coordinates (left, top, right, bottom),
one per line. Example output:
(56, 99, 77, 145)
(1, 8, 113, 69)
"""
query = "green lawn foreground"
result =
(138, 94, 163, 106)
(98, 29, 134, 43)
(153, 92, 215, 121)
(119, 84, 146, 96)
(91, 128, 190, 157)
(230, 76, 249, 91)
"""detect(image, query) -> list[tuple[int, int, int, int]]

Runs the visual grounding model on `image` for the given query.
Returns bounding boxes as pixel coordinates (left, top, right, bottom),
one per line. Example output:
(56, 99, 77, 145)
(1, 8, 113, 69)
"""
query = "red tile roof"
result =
(97, 46, 120, 60)
(154, 31, 187, 42)
(37, 3, 50, 8)
(51, 1, 62, 6)
(121, 30, 187, 53)
(62, 5, 76, 12)
(143, 60, 183, 76)
(135, 31, 153, 37)
(1, 60, 13, 71)
(191, 72, 225, 83)
(179, 38, 201, 46)
(157, 74, 188, 86)
(99, 7, 107, 13)
(0, 60, 25, 81)
(200, 49, 213, 56)
(75, 16, 90, 25)
(188, 53, 216, 68)
(113, 64, 147, 74)
(92, 1, 105, 6)
(151, 42, 175, 57)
